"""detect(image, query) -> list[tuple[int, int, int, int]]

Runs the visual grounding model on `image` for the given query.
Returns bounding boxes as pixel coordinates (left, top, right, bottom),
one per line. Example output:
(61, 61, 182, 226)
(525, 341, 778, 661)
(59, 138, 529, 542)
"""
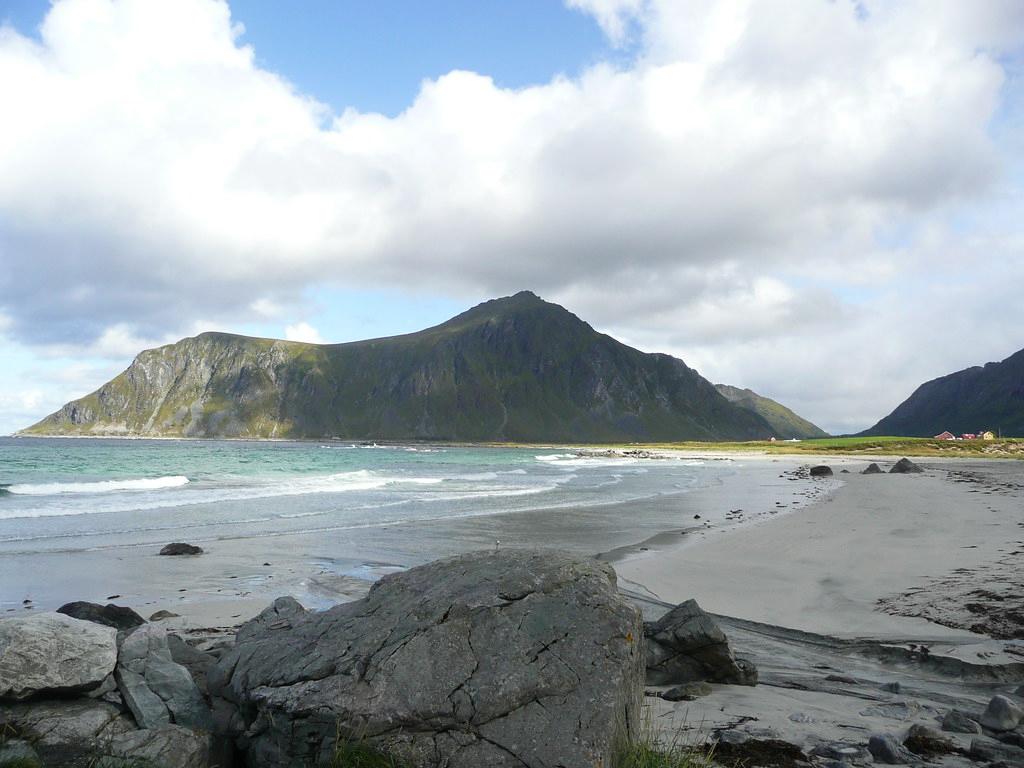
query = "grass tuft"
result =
(329, 739, 409, 768)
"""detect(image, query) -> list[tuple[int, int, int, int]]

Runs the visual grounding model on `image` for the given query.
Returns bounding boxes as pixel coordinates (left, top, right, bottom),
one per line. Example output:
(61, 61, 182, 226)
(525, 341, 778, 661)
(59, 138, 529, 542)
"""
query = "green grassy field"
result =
(644, 436, 1023, 458)
(540, 435, 1024, 459)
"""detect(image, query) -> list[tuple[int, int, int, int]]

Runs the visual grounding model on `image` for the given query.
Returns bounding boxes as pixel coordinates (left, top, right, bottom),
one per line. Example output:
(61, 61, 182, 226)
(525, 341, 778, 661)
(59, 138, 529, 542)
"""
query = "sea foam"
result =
(6, 475, 190, 496)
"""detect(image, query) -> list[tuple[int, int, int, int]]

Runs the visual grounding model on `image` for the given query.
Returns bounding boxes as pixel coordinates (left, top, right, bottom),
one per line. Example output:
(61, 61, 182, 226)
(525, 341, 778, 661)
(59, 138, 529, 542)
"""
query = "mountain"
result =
(858, 347, 1024, 437)
(714, 384, 828, 439)
(23, 292, 775, 442)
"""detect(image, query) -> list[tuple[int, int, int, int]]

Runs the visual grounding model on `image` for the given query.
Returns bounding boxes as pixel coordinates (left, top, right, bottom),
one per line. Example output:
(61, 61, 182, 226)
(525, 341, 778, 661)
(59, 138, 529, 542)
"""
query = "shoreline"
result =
(8, 432, 1024, 460)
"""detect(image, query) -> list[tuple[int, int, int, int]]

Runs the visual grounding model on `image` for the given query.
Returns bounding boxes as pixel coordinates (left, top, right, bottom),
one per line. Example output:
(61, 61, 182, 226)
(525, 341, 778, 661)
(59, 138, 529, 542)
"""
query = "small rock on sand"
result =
(942, 708, 982, 734)
(980, 694, 1023, 731)
(862, 462, 884, 474)
(159, 543, 203, 556)
(810, 465, 833, 477)
(149, 610, 180, 621)
(868, 733, 914, 764)
(904, 723, 955, 757)
(660, 681, 712, 701)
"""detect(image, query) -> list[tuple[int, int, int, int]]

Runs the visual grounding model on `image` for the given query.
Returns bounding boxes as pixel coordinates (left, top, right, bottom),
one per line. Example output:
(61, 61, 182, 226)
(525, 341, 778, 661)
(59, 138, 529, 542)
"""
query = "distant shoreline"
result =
(8, 432, 1024, 459)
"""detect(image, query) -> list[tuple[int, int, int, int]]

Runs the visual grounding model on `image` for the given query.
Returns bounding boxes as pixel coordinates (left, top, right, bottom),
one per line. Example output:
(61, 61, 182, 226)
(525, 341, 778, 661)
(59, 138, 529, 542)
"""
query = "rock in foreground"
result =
(644, 599, 757, 686)
(0, 613, 117, 700)
(809, 465, 833, 477)
(210, 550, 644, 768)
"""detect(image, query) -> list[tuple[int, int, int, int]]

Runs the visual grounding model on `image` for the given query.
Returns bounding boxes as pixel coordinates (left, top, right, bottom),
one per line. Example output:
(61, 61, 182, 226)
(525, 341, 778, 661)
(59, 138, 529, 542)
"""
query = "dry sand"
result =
(613, 455, 1024, 760)
(616, 457, 1024, 640)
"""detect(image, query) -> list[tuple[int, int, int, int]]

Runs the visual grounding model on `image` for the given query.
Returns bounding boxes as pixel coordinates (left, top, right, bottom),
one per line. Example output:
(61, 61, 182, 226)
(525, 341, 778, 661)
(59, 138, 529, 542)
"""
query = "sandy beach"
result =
(607, 454, 1024, 757)
(617, 456, 1024, 640)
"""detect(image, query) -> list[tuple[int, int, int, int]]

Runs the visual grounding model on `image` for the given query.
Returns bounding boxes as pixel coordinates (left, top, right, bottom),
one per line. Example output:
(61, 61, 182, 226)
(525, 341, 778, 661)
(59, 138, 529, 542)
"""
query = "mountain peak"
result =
(23, 293, 779, 442)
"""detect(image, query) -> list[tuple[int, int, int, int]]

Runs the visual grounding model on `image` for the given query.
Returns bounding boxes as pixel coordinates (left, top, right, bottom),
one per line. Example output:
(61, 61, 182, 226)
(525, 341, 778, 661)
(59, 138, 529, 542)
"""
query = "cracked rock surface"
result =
(0, 613, 117, 699)
(210, 549, 644, 768)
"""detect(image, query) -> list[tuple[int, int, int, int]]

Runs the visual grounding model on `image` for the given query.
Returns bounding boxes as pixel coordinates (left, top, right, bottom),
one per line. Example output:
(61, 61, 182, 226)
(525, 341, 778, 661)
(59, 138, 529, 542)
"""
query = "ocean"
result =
(0, 437, 819, 613)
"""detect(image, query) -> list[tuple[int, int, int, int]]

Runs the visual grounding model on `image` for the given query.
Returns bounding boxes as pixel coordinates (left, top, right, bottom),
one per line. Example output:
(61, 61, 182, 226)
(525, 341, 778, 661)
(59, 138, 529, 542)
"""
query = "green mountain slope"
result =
(22, 292, 776, 442)
(858, 348, 1024, 437)
(714, 384, 829, 439)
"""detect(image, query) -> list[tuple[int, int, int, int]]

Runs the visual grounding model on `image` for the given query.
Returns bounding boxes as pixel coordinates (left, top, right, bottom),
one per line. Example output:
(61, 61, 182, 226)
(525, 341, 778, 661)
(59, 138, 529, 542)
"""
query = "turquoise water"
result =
(0, 437, 718, 556)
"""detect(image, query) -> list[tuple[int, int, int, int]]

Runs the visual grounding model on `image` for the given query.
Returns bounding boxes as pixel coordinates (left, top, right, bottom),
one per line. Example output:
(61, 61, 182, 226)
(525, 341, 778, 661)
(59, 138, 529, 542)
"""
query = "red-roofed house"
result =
(934, 431, 955, 440)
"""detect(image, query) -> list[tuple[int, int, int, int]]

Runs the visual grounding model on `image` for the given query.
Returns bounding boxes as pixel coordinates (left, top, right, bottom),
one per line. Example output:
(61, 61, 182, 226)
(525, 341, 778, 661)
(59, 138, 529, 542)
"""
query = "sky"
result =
(0, 0, 1023, 436)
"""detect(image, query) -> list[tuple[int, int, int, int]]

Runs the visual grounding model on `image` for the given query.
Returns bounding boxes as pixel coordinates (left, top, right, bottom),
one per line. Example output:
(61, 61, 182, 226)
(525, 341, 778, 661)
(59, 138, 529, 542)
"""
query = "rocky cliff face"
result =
(714, 384, 828, 439)
(24, 292, 774, 442)
(859, 347, 1024, 437)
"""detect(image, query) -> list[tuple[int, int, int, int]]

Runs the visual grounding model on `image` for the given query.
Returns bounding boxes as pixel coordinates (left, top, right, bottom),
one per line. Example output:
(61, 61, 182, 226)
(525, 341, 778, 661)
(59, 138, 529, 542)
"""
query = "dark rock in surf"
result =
(159, 543, 204, 556)
(809, 465, 833, 477)
(862, 462, 884, 474)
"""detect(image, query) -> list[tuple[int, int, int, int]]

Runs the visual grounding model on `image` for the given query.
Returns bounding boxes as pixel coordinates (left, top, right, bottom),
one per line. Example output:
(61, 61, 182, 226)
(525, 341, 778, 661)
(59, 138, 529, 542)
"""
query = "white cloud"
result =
(284, 321, 325, 344)
(0, 0, 1021, 432)
(565, 0, 645, 46)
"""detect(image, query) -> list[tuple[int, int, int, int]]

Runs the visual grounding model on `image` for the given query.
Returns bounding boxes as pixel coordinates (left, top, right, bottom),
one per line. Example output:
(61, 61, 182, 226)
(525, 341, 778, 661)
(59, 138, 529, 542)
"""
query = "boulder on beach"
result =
(116, 624, 213, 731)
(980, 694, 1023, 731)
(159, 542, 204, 556)
(0, 613, 117, 700)
(862, 462, 884, 474)
(57, 601, 146, 631)
(0, 698, 135, 765)
(644, 599, 757, 686)
(209, 549, 644, 768)
(809, 465, 833, 477)
(889, 457, 923, 474)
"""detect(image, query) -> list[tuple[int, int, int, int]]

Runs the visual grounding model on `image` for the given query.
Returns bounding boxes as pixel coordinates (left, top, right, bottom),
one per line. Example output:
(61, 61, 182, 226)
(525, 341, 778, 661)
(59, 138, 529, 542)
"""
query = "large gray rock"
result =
(57, 601, 146, 631)
(166, 634, 217, 696)
(890, 457, 923, 474)
(116, 624, 212, 731)
(0, 698, 135, 766)
(644, 599, 757, 686)
(104, 725, 211, 768)
(210, 550, 644, 768)
(0, 613, 117, 700)
(980, 694, 1023, 731)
